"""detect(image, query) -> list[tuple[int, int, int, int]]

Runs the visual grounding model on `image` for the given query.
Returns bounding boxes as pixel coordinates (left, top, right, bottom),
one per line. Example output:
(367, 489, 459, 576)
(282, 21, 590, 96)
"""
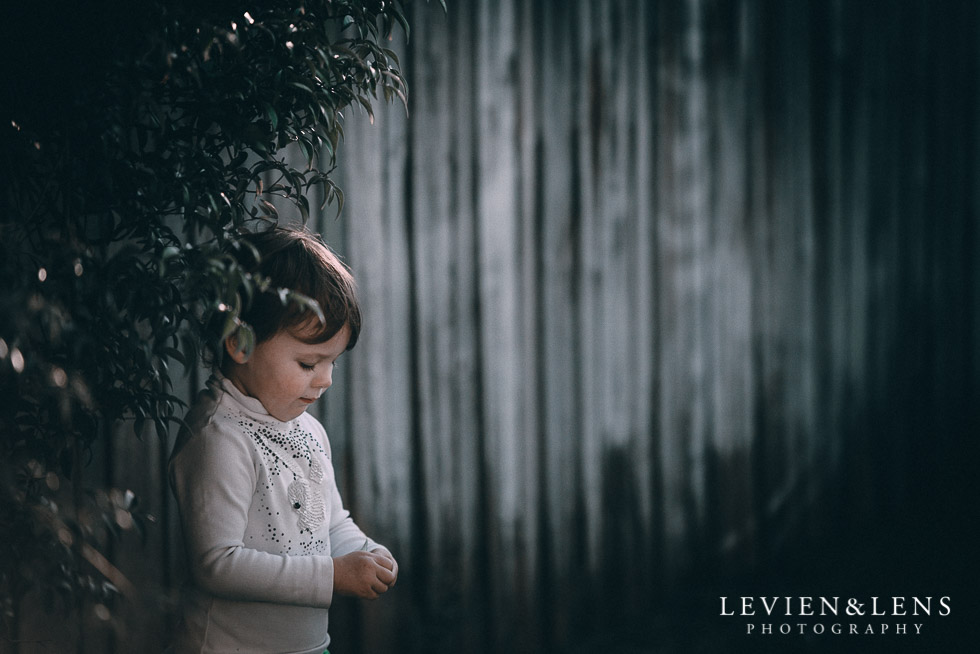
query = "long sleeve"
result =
(171, 415, 335, 608)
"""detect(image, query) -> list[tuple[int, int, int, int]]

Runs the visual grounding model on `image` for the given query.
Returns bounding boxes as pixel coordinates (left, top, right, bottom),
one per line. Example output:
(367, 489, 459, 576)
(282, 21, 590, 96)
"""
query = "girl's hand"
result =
(332, 551, 397, 599)
(370, 546, 399, 585)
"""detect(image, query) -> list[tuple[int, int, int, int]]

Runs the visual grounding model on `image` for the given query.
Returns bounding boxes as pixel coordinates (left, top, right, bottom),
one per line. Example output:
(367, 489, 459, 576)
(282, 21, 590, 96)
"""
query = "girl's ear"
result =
(224, 335, 250, 364)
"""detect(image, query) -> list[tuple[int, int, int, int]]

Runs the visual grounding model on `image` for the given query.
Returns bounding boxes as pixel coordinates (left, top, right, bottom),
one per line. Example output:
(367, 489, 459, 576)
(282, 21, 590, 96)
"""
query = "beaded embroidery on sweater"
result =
(233, 410, 329, 552)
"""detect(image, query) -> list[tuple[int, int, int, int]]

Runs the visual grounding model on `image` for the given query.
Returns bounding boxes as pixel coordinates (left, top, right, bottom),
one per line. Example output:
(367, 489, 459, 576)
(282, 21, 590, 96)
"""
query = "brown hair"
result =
(237, 226, 360, 349)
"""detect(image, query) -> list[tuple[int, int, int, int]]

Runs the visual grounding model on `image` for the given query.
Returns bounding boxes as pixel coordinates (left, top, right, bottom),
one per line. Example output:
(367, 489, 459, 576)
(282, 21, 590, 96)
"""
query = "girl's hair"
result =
(237, 226, 360, 349)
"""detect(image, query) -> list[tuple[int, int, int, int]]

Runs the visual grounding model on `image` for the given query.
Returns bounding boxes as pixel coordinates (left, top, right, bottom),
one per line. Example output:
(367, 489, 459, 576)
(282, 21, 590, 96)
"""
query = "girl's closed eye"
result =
(299, 361, 316, 371)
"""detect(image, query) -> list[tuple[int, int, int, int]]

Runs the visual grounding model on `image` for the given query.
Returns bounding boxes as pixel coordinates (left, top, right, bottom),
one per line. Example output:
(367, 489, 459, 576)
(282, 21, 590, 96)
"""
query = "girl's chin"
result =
(270, 406, 308, 422)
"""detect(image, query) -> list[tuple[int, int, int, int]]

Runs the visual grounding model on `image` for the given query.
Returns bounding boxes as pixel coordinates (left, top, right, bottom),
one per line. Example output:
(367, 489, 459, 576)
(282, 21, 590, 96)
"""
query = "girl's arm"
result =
(170, 422, 336, 608)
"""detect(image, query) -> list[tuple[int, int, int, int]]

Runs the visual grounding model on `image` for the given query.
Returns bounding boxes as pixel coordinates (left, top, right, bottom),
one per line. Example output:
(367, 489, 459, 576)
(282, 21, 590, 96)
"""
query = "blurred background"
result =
(318, 0, 978, 651)
(11, 0, 979, 652)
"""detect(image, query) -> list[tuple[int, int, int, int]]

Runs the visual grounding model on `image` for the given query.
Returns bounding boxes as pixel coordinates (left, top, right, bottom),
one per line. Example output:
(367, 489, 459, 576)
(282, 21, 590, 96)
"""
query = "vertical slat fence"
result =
(322, 0, 978, 650)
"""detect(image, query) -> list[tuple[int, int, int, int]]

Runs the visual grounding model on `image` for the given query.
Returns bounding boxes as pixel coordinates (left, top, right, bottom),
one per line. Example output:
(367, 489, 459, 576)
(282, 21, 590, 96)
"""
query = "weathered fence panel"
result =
(318, 0, 978, 651)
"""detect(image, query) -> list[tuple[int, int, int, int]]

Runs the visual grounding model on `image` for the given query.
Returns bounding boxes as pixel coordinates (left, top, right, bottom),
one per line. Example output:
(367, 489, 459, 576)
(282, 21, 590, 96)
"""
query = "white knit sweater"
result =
(169, 373, 380, 653)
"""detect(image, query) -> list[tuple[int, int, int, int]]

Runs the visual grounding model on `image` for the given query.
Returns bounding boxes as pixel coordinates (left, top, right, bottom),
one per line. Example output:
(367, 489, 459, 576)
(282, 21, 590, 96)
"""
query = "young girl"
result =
(169, 226, 397, 654)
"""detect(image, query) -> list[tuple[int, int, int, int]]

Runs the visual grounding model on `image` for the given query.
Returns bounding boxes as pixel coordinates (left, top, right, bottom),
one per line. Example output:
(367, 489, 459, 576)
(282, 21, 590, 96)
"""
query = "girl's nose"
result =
(314, 369, 332, 389)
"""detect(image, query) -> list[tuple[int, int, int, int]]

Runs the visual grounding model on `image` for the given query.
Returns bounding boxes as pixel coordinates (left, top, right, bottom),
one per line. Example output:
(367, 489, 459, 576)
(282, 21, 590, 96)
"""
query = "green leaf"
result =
(264, 104, 279, 131)
(159, 347, 186, 367)
(234, 323, 256, 358)
(220, 313, 240, 341)
(283, 289, 326, 325)
(394, 10, 411, 40)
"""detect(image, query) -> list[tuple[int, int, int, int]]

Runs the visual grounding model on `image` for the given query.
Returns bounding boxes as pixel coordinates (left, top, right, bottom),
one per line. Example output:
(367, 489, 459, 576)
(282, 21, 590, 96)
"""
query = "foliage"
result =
(0, 0, 431, 642)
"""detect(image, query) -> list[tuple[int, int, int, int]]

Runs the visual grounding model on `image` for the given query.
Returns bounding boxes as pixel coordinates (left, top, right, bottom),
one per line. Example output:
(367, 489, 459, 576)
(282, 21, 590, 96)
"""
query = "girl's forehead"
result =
(282, 323, 350, 353)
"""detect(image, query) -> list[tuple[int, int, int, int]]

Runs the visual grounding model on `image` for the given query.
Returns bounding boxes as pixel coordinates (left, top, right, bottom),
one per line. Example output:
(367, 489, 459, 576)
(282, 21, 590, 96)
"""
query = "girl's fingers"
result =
(376, 565, 396, 586)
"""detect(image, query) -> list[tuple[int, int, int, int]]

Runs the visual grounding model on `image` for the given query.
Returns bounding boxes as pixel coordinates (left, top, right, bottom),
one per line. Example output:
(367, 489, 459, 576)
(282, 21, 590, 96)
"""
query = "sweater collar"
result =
(210, 370, 286, 424)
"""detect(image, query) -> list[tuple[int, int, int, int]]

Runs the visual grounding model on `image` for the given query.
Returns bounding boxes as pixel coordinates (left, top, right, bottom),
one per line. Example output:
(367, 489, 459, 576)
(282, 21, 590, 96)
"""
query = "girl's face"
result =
(224, 323, 350, 422)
